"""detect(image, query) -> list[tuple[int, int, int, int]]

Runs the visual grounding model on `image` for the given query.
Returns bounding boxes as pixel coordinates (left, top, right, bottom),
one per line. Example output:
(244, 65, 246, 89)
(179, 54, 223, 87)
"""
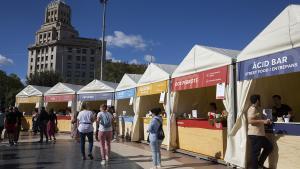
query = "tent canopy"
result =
(138, 63, 177, 86)
(45, 83, 83, 96)
(77, 79, 118, 94)
(172, 44, 239, 78)
(238, 4, 300, 62)
(16, 85, 51, 97)
(116, 74, 142, 92)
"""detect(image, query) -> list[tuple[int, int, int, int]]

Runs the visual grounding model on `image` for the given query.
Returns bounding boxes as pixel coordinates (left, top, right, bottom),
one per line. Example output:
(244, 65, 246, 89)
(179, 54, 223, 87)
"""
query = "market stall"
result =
(44, 82, 83, 132)
(115, 74, 142, 139)
(171, 44, 239, 159)
(16, 85, 50, 130)
(225, 5, 300, 169)
(131, 63, 177, 147)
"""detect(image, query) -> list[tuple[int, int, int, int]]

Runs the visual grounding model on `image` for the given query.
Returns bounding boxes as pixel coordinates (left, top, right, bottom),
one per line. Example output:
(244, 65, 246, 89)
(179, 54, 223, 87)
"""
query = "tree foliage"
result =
(103, 61, 147, 82)
(26, 70, 63, 87)
(0, 70, 24, 108)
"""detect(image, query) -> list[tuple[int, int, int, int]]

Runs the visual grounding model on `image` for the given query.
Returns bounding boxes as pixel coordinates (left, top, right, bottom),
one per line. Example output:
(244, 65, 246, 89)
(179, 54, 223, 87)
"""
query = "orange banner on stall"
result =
(137, 80, 168, 96)
(16, 96, 41, 103)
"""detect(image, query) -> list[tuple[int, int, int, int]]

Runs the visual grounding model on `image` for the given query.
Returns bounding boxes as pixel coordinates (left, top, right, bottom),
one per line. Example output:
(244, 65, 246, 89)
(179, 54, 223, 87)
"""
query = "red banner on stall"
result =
(45, 94, 74, 102)
(172, 66, 228, 91)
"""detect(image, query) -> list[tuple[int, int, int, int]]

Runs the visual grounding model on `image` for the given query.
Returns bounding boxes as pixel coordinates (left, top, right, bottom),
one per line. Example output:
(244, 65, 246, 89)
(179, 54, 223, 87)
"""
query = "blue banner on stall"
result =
(78, 93, 114, 101)
(238, 47, 300, 81)
(115, 88, 135, 100)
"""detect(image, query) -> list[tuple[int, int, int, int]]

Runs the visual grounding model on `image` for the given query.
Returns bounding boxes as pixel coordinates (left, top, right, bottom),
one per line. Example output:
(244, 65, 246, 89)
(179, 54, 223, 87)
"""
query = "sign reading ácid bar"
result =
(137, 80, 168, 96)
(16, 96, 41, 103)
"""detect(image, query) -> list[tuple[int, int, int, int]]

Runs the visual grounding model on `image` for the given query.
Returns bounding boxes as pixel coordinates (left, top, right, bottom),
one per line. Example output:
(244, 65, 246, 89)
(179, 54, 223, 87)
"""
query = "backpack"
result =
(156, 118, 165, 140)
(100, 112, 112, 128)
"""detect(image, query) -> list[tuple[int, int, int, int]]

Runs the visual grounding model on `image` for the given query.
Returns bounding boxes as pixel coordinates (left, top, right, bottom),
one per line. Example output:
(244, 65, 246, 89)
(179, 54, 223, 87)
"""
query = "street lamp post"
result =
(100, 0, 108, 80)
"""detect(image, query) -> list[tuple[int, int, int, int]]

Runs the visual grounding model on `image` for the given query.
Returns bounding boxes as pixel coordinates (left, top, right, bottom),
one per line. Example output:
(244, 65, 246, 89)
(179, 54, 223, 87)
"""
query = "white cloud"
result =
(0, 54, 13, 66)
(106, 31, 147, 50)
(129, 59, 139, 65)
(105, 51, 121, 63)
(144, 54, 156, 63)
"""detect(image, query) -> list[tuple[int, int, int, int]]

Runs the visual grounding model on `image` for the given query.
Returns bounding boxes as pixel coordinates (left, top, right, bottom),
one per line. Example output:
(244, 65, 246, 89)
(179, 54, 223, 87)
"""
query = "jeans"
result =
(150, 139, 162, 166)
(98, 131, 113, 160)
(79, 132, 94, 157)
(248, 135, 273, 169)
(39, 124, 48, 142)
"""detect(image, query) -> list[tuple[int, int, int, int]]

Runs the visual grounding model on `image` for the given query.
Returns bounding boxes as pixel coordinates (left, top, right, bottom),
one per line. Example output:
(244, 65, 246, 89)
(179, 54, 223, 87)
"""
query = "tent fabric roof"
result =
(16, 85, 51, 97)
(116, 74, 142, 91)
(77, 79, 118, 94)
(138, 63, 177, 86)
(45, 83, 83, 96)
(172, 44, 239, 78)
(238, 4, 300, 62)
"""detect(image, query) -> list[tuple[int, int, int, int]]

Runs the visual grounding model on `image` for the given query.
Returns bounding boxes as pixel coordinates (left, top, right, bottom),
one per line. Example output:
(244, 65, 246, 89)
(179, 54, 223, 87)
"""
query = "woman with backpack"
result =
(97, 104, 113, 165)
(148, 108, 165, 169)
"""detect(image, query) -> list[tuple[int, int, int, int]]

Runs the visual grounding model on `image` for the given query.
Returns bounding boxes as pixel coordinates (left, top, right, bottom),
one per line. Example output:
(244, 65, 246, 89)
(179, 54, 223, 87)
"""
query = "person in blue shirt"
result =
(147, 108, 164, 169)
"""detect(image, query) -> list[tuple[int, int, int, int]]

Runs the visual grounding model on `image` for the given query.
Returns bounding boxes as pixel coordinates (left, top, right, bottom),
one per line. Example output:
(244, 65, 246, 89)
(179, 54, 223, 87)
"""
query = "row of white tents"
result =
(15, 5, 300, 168)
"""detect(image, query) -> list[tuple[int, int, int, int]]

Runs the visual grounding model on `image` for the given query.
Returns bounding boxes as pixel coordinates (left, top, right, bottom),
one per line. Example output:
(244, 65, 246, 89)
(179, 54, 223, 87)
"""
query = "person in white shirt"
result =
(77, 103, 95, 160)
(97, 104, 113, 165)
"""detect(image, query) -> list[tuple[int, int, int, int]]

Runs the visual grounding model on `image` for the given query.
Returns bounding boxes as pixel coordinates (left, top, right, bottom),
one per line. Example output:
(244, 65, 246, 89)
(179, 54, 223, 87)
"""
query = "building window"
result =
(76, 56, 80, 61)
(90, 49, 95, 55)
(30, 66, 33, 70)
(41, 57, 44, 62)
(48, 33, 51, 37)
(37, 49, 40, 54)
(82, 56, 86, 62)
(31, 58, 33, 62)
(81, 64, 86, 69)
(37, 65, 39, 69)
(50, 63, 53, 68)
(90, 72, 94, 78)
(41, 64, 44, 69)
(67, 55, 72, 60)
(42, 48, 44, 54)
(81, 72, 85, 77)
(46, 48, 48, 53)
(75, 71, 80, 77)
(31, 50, 34, 55)
(37, 57, 40, 62)
(68, 47, 72, 53)
(76, 48, 81, 53)
(90, 57, 95, 62)
(51, 55, 53, 60)
(67, 71, 71, 77)
(90, 64, 94, 70)
(67, 63, 72, 69)
(45, 64, 48, 68)
(51, 47, 54, 52)
(82, 49, 87, 54)
(46, 56, 48, 61)
(76, 64, 80, 69)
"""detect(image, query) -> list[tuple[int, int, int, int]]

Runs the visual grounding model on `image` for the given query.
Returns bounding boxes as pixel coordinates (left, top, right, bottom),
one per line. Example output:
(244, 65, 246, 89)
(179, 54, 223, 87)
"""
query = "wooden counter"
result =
(263, 122, 300, 169)
(142, 117, 168, 146)
(177, 119, 227, 159)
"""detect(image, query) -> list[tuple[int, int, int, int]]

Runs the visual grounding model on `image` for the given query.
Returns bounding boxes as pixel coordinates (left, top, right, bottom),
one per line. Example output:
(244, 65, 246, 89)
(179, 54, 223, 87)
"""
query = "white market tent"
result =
(44, 83, 83, 113)
(170, 44, 239, 149)
(116, 74, 142, 92)
(131, 63, 177, 142)
(16, 85, 51, 112)
(225, 5, 300, 168)
(77, 79, 118, 110)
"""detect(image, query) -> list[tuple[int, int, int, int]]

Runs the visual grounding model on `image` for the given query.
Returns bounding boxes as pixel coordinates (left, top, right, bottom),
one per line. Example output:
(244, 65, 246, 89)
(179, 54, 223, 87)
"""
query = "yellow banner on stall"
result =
(137, 80, 168, 96)
(16, 96, 41, 103)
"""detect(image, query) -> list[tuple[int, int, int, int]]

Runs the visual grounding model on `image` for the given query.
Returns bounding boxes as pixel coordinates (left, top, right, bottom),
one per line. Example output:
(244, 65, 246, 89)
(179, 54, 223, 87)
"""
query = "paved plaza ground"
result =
(0, 133, 227, 169)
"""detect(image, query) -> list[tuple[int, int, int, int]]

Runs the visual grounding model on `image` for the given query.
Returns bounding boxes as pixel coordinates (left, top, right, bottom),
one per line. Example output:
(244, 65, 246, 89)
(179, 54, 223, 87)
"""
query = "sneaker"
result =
(82, 156, 86, 160)
(157, 165, 162, 168)
(150, 167, 157, 169)
(88, 154, 94, 160)
(101, 160, 106, 165)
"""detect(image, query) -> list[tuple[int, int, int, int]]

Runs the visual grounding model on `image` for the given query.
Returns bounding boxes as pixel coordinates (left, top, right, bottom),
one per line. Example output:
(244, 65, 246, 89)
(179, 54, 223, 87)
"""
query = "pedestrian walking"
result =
(5, 108, 17, 146)
(77, 103, 95, 160)
(38, 107, 49, 143)
(47, 109, 57, 141)
(70, 111, 79, 142)
(14, 107, 23, 144)
(0, 108, 5, 141)
(247, 95, 273, 169)
(147, 108, 165, 169)
(97, 104, 113, 165)
(32, 108, 39, 135)
(108, 106, 117, 141)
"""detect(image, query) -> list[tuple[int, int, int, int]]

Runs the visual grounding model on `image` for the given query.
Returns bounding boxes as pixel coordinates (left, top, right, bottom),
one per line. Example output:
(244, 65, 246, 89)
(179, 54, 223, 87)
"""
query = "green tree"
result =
(26, 70, 64, 87)
(103, 61, 146, 82)
(0, 70, 24, 108)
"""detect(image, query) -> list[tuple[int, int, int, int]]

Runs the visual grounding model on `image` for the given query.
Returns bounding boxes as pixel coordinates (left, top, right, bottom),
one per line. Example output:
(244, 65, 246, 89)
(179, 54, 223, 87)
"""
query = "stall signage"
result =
(78, 93, 113, 101)
(216, 83, 226, 99)
(16, 96, 41, 103)
(115, 88, 135, 100)
(45, 94, 74, 102)
(238, 47, 300, 81)
(172, 66, 228, 91)
(137, 80, 168, 96)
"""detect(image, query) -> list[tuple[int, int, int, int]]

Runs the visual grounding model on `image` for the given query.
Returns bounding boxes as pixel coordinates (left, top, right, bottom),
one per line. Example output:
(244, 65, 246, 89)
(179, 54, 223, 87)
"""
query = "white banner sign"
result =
(159, 92, 165, 103)
(107, 99, 112, 106)
(216, 83, 226, 99)
(67, 101, 72, 107)
(129, 97, 133, 105)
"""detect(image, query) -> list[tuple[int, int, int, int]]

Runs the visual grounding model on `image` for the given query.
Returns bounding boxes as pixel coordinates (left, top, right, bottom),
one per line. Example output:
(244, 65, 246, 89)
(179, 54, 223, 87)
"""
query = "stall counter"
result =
(177, 119, 227, 159)
(263, 122, 300, 169)
(142, 117, 168, 146)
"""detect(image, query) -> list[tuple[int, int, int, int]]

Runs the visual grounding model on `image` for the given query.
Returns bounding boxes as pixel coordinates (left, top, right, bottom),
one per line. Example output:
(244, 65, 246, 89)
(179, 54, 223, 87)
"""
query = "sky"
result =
(0, 0, 300, 81)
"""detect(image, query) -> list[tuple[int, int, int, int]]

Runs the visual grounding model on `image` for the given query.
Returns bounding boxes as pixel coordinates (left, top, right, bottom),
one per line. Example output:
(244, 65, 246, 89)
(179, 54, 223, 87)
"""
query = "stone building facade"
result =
(27, 0, 103, 85)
